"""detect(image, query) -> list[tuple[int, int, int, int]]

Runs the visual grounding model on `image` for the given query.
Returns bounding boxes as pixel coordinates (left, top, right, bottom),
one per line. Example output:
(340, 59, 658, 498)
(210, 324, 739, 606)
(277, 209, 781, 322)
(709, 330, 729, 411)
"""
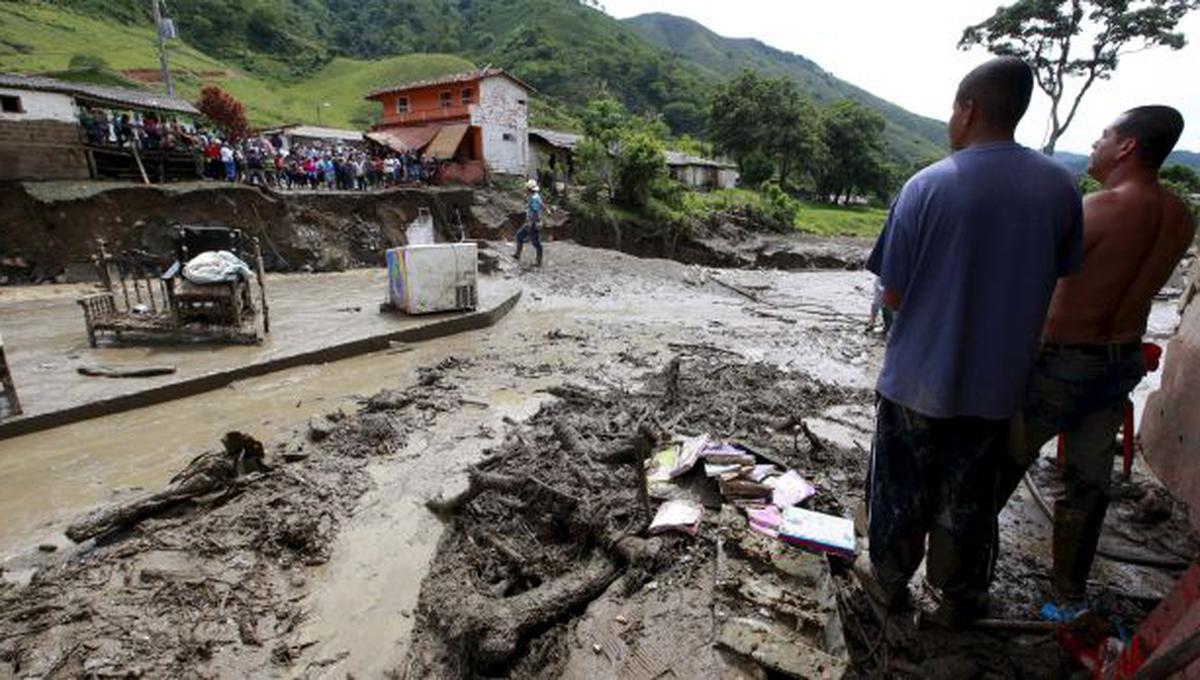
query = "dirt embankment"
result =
(560, 203, 870, 272)
(0, 181, 475, 282)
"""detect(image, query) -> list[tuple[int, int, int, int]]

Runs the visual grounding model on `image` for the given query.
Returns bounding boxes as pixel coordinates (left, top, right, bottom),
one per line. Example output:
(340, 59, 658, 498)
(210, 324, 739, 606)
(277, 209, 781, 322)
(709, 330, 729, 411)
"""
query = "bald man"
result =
(998, 106, 1196, 605)
(861, 57, 1082, 627)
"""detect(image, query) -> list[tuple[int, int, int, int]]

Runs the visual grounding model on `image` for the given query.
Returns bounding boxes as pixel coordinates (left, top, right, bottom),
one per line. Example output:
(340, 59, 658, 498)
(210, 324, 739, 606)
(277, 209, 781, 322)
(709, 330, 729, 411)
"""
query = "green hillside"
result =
(3, 0, 949, 164)
(625, 12, 947, 163)
(0, 2, 474, 129)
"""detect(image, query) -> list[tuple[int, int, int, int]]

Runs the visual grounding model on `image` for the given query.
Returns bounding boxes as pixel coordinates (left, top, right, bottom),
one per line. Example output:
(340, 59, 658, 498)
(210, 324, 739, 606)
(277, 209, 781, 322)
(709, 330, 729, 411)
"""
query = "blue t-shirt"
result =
(866, 142, 1082, 420)
(528, 193, 544, 219)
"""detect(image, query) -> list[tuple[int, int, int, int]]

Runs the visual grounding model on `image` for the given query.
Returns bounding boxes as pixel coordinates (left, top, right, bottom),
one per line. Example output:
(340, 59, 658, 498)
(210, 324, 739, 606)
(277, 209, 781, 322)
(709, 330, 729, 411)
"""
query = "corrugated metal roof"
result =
(365, 67, 533, 99)
(529, 128, 583, 150)
(0, 72, 199, 115)
(366, 126, 440, 153)
(425, 123, 470, 160)
(665, 150, 737, 169)
(276, 125, 363, 142)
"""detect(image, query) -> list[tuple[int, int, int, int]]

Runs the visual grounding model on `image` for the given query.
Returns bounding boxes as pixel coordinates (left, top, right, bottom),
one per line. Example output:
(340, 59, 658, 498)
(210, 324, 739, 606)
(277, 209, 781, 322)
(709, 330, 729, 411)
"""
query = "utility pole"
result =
(152, 0, 175, 97)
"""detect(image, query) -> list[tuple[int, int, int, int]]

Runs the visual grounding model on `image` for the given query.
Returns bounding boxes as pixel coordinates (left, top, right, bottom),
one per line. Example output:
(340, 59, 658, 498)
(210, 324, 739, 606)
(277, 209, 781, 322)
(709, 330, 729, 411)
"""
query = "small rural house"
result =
(665, 151, 739, 191)
(528, 128, 582, 187)
(365, 68, 533, 184)
(257, 124, 365, 155)
(0, 72, 199, 182)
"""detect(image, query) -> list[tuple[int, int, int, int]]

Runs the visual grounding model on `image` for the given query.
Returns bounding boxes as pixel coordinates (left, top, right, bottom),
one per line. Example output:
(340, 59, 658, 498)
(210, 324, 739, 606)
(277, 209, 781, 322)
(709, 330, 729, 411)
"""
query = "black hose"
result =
(1022, 472, 1191, 571)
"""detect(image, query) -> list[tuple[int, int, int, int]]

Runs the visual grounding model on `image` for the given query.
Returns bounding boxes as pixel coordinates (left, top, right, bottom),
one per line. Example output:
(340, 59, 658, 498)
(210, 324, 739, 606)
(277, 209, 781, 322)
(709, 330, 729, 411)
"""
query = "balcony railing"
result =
(383, 104, 473, 125)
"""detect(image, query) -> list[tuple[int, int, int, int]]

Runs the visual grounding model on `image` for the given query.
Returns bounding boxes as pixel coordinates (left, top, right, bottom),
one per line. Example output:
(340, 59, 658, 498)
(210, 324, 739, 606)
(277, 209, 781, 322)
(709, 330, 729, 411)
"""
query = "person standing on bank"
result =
(861, 56, 1083, 626)
(995, 106, 1195, 608)
(515, 179, 546, 267)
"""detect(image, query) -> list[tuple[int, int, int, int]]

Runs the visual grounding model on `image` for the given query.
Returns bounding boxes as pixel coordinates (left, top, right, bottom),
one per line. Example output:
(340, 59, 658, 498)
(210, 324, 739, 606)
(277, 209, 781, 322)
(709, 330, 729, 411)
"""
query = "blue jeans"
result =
(515, 218, 542, 256)
(868, 396, 1006, 607)
(999, 343, 1145, 513)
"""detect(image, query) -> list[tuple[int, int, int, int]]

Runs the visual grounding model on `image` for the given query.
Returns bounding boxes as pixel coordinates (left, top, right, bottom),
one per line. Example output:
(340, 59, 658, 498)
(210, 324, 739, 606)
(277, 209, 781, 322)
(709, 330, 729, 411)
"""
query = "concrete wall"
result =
(472, 77, 528, 176)
(0, 88, 77, 123)
(0, 119, 90, 181)
(1141, 257, 1200, 533)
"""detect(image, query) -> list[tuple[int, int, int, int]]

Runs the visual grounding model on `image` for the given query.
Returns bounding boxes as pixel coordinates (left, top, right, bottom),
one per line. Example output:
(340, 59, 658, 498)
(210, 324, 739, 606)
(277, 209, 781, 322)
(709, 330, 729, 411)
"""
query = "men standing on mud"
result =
(514, 179, 546, 267)
(995, 106, 1196, 607)
(861, 57, 1082, 626)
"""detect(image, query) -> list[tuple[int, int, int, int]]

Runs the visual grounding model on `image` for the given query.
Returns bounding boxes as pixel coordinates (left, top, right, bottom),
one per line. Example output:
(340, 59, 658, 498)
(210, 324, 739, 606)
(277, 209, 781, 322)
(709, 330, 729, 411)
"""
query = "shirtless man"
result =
(997, 106, 1196, 604)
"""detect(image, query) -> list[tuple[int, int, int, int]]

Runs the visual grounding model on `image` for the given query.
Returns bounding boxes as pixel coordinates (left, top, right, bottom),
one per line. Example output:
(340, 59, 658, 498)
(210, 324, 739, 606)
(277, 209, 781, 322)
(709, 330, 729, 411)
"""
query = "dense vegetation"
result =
(38, 0, 945, 164)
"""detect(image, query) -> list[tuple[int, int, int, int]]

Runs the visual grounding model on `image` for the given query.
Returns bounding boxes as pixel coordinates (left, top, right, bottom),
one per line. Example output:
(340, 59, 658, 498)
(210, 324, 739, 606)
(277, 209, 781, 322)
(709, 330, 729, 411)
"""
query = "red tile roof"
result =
(364, 68, 534, 100)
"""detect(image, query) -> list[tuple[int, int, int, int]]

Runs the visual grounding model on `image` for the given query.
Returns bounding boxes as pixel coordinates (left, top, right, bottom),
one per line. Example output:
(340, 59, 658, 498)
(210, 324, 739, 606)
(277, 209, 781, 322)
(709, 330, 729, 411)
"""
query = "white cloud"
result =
(603, 0, 1200, 154)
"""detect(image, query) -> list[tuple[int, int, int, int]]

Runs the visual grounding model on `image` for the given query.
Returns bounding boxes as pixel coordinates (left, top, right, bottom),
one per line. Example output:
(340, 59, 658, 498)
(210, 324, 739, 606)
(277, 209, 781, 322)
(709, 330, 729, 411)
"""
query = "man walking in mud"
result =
(514, 179, 545, 267)
(861, 56, 1082, 626)
(995, 106, 1195, 608)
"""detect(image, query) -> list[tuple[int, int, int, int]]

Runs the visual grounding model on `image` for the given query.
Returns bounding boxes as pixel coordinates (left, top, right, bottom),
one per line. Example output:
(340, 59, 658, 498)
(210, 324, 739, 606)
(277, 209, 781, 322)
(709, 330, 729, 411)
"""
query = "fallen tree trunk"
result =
(455, 553, 620, 666)
(66, 432, 266, 543)
(426, 471, 580, 515)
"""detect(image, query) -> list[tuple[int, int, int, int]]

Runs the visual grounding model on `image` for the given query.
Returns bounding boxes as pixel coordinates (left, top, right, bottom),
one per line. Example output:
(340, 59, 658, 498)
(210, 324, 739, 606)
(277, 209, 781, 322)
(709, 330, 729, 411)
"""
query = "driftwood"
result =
(448, 532, 663, 666)
(426, 471, 580, 516)
(77, 364, 177, 378)
(66, 432, 267, 543)
(455, 554, 620, 665)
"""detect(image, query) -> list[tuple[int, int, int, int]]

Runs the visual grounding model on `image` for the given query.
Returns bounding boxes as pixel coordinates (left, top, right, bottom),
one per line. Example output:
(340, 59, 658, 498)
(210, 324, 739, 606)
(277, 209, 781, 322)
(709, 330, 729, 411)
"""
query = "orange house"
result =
(365, 68, 533, 182)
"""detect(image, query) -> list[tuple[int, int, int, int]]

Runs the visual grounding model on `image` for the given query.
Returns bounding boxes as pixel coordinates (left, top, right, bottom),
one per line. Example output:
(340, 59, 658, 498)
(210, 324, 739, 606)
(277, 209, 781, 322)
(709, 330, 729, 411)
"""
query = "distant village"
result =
(0, 69, 739, 192)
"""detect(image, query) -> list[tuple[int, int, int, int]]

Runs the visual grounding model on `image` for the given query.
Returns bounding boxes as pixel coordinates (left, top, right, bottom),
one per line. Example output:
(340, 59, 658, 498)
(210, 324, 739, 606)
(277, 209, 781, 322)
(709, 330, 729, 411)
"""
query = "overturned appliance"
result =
(381, 208, 478, 315)
(77, 225, 270, 346)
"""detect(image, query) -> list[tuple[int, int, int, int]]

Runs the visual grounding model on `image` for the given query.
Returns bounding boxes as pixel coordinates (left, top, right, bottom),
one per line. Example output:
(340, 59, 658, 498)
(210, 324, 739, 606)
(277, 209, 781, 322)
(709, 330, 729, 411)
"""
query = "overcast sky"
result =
(603, 0, 1200, 154)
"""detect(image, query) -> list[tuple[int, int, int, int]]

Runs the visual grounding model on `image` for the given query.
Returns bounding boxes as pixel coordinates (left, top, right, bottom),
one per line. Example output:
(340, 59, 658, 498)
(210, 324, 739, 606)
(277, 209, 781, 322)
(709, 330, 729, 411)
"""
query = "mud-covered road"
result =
(0, 241, 1192, 678)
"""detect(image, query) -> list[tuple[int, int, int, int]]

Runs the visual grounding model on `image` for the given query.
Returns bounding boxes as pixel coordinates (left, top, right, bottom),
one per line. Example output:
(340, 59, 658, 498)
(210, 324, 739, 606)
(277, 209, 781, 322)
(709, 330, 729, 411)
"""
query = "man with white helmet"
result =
(515, 179, 545, 267)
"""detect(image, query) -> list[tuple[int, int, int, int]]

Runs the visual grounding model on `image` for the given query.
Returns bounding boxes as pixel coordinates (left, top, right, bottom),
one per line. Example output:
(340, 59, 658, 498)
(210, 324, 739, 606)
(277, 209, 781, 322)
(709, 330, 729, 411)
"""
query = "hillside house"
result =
(0, 73, 200, 182)
(529, 128, 582, 187)
(365, 68, 533, 184)
(665, 150, 739, 191)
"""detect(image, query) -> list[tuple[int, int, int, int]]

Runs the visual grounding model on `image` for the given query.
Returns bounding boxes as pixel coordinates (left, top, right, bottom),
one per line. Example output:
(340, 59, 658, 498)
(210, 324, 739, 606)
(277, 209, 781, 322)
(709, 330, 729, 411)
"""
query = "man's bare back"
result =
(1044, 179, 1195, 344)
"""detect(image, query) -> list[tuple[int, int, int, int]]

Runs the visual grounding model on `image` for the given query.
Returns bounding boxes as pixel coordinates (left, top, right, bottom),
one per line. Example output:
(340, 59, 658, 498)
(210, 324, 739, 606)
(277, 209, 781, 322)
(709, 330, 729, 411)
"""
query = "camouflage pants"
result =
(868, 396, 1006, 606)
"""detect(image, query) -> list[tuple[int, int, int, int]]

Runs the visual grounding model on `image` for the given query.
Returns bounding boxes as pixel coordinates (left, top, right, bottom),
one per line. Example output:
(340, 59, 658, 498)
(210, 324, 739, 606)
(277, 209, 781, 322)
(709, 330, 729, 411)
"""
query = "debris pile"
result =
(0, 359, 473, 677)
(403, 357, 874, 678)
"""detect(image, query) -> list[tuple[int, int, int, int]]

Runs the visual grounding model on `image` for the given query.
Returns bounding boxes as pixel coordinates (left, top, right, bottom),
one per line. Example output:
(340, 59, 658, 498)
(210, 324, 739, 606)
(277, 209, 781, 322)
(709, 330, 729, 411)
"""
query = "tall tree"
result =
(708, 71, 820, 186)
(814, 100, 889, 203)
(960, 0, 1200, 155)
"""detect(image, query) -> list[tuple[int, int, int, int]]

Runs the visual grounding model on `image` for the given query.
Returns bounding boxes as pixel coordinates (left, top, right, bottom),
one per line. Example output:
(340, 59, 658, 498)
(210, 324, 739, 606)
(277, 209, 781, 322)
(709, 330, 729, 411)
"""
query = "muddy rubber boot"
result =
(1052, 503, 1104, 602)
(535, 248, 543, 267)
(513, 242, 523, 262)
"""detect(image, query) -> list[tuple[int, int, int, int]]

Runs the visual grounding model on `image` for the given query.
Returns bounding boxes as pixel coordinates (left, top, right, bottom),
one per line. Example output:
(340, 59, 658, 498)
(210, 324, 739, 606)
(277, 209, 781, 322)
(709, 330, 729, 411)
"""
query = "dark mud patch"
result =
(0, 358, 472, 677)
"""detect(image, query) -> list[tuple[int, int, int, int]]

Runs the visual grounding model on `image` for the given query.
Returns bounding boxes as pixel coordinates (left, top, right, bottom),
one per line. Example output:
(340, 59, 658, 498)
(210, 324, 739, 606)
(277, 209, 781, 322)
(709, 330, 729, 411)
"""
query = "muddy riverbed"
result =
(0, 242, 1193, 678)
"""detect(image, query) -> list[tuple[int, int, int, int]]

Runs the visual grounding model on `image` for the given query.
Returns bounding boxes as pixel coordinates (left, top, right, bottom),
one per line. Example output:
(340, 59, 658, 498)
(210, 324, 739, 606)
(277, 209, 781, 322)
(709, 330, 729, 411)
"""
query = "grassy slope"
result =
(0, 2, 473, 129)
(683, 188, 887, 238)
(625, 13, 948, 164)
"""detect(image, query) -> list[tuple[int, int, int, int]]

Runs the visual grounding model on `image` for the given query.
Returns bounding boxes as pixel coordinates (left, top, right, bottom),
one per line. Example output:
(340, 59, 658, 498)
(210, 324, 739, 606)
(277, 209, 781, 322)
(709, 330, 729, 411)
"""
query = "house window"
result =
(502, 132, 515, 142)
(440, 91, 453, 108)
(461, 88, 473, 105)
(0, 95, 22, 113)
(396, 97, 409, 114)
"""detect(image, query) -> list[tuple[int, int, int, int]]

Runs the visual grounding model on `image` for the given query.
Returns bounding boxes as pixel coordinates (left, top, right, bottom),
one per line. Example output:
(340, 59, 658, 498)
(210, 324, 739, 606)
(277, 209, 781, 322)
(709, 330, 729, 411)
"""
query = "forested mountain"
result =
(624, 13, 947, 163)
(39, 0, 951, 162)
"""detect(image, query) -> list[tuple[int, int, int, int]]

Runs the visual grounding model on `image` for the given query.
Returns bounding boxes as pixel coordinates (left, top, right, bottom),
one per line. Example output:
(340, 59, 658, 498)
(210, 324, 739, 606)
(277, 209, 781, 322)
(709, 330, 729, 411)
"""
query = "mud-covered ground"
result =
(0, 242, 1194, 679)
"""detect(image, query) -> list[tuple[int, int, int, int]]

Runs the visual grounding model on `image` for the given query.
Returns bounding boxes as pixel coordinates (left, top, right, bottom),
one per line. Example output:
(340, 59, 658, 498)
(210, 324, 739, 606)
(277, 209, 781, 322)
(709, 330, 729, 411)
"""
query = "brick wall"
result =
(0, 120, 90, 181)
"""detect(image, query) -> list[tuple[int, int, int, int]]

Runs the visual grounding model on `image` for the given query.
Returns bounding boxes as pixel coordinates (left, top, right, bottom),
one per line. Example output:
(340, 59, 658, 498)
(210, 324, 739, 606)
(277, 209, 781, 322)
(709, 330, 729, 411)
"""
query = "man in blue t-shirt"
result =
(515, 179, 546, 267)
(861, 57, 1082, 627)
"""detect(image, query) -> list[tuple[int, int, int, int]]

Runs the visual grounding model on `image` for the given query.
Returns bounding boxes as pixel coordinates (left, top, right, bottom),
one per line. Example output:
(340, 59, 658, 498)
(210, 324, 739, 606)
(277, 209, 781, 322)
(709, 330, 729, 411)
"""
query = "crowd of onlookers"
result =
(79, 107, 200, 152)
(78, 108, 443, 190)
(202, 137, 442, 190)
